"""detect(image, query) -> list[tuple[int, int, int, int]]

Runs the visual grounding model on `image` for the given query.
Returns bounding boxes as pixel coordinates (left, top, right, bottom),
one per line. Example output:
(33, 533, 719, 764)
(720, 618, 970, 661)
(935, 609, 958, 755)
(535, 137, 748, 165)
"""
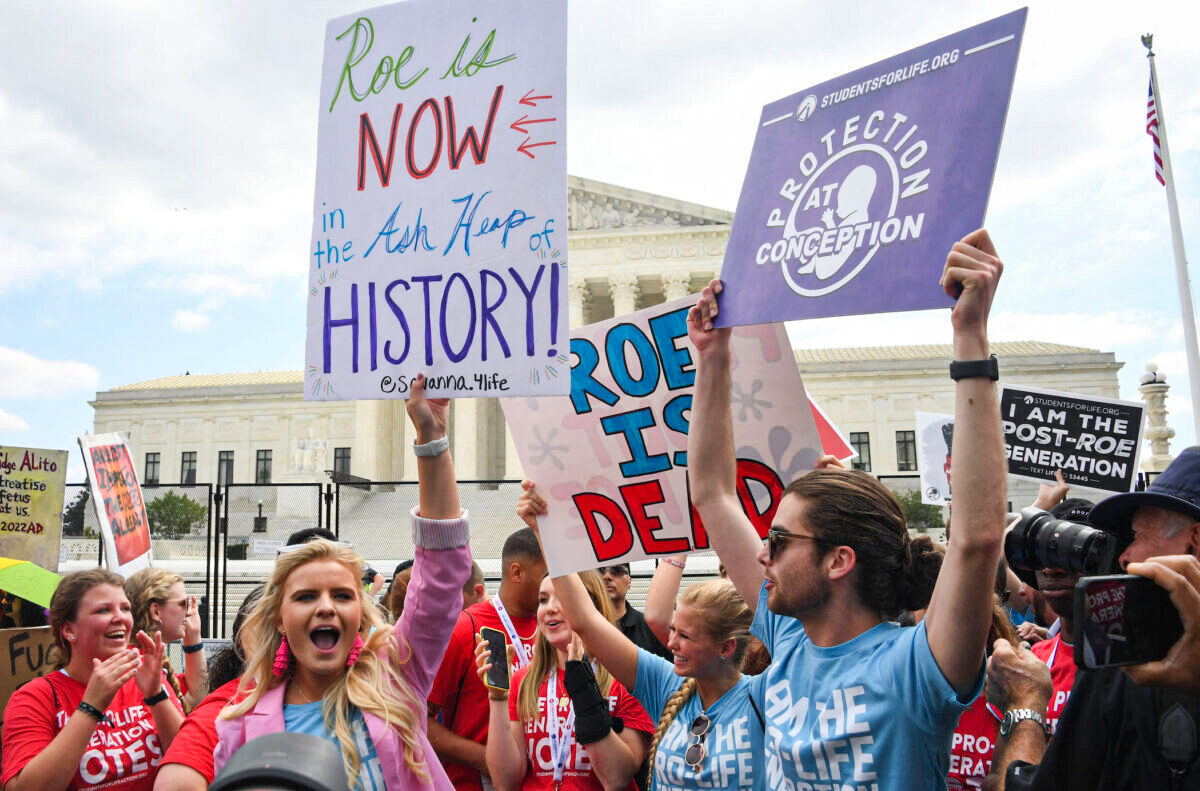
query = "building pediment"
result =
(568, 175, 732, 231)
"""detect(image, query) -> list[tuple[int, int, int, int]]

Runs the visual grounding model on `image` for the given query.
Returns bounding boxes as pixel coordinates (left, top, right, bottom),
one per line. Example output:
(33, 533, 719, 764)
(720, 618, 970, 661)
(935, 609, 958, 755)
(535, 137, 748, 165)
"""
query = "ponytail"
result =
(896, 535, 944, 613)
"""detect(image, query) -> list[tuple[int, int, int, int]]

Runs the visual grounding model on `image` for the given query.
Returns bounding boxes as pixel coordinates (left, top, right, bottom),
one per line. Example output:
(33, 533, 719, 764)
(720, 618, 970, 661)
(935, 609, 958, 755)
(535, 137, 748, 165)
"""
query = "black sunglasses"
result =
(598, 565, 630, 577)
(684, 713, 711, 770)
(766, 527, 827, 560)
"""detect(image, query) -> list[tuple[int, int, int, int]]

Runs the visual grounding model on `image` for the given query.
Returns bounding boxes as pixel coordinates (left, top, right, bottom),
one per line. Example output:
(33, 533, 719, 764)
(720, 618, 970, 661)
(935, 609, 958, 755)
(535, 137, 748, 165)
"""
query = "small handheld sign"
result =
(999, 384, 1145, 494)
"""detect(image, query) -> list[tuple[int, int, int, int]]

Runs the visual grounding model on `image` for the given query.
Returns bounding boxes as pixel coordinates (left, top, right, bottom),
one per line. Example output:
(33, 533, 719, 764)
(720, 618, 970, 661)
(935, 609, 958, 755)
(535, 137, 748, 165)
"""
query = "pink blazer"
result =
(214, 508, 471, 790)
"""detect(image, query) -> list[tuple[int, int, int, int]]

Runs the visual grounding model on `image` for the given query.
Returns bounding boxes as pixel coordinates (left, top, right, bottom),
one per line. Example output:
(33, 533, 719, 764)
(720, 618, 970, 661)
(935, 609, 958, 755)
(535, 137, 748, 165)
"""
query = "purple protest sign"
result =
(716, 9, 1026, 327)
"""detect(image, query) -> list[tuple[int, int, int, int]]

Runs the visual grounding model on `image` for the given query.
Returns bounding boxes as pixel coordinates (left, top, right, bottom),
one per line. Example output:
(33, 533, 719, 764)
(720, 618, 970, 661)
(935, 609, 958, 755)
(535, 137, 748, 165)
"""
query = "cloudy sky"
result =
(1, 0, 1196, 481)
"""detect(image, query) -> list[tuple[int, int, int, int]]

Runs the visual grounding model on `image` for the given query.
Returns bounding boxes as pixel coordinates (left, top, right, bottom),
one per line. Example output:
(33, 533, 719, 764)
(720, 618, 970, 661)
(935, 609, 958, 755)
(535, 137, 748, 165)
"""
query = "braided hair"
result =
(645, 579, 751, 777)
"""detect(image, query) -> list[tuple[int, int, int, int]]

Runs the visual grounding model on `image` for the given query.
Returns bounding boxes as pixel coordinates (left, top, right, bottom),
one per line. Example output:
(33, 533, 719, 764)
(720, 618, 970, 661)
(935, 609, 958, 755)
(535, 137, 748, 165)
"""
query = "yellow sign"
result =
(0, 447, 68, 570)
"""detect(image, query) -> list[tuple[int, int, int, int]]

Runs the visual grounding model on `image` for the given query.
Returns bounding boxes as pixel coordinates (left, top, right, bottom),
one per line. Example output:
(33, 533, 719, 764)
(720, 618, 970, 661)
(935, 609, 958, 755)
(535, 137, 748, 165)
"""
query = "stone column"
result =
(568, 280, 590, 328)
(1139, 363, 1175, 472)
(453, 399, 480, 478)
(661, 271, 693, 303)
(609, 274, 640, 317)
(504, 420, 525, 480)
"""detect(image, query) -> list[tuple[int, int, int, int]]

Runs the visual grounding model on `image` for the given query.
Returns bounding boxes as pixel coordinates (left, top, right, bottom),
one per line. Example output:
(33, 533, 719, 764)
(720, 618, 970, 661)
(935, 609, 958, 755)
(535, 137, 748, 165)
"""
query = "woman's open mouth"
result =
(310, 626, 341, 653)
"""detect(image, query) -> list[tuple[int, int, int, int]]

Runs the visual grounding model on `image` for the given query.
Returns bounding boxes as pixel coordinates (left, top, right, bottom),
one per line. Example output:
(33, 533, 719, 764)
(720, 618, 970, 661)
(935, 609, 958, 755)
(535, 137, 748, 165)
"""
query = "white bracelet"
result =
(413, 435, 449, 457)
(662, 558, 685, 570)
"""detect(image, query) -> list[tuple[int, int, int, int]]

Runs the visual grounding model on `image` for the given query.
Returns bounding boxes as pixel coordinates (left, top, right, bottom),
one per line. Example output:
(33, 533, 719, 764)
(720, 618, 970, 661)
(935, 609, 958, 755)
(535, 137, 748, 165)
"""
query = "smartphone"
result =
(1073, 574, 1184, 670)
(480, 627, 510, 692)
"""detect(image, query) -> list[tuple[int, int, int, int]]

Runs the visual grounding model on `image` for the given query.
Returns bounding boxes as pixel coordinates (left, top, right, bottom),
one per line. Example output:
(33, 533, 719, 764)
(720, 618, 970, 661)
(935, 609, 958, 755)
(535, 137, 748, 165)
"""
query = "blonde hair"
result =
(222, 540, 431, 788)
(516, 570, 615, 722)
(124, 567, 187, 710)
(646, 579, 751, 775)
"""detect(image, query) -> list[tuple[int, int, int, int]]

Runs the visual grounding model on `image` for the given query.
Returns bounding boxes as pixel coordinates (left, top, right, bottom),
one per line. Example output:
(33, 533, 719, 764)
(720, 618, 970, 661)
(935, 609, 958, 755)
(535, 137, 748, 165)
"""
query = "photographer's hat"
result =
(1089, 446, 1200, 540)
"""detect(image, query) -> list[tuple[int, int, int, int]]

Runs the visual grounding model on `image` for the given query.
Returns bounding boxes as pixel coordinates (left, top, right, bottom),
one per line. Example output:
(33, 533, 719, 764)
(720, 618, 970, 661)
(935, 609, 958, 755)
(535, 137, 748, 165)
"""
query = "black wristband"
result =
(949, 354, 999, 381)
(564, 660, 612, 744)
(77, 702, 112, 725)
(143, 689, 170, 707)
(182, 642, 204, 654)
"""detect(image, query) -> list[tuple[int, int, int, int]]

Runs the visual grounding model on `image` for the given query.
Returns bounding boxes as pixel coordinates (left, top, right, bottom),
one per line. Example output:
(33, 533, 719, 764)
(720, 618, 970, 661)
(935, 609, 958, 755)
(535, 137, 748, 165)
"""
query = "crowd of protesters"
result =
(4, 231, 1200, 790)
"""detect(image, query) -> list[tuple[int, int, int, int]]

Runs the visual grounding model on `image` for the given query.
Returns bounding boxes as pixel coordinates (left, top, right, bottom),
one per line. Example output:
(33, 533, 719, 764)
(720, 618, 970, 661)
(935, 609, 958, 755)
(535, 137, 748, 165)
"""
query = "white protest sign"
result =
(999, 384, 1145, 493)
(915, 411, 954, 505)
(306, 0, 568, 401)
(501, 296, 821, 575)
(78, 434, 153, 576)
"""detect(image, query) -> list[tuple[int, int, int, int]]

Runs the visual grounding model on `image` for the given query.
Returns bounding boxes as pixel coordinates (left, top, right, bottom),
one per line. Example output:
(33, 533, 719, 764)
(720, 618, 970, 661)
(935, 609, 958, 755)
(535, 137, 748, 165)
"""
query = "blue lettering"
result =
(569, 338, 619, 414)
(601, 407, 671, 477)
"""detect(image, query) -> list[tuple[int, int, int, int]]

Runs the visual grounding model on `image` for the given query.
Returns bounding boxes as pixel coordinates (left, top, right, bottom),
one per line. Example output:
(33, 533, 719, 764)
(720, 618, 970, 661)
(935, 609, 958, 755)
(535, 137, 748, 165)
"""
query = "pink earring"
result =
(346, 634, 364, 667)
(273, 633, 292, 677)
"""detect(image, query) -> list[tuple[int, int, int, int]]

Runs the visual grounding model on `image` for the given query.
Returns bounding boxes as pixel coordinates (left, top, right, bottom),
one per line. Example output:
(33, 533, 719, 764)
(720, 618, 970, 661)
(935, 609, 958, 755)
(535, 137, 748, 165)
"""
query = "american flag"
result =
(1147, 77, 1165, 186)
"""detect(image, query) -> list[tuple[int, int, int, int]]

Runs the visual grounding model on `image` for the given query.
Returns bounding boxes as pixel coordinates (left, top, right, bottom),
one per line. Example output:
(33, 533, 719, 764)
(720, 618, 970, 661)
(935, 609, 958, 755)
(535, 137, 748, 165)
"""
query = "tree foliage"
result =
(145, 491, 207, 539)
(62, 482, 90, 537)
(895, 488, 945, 534)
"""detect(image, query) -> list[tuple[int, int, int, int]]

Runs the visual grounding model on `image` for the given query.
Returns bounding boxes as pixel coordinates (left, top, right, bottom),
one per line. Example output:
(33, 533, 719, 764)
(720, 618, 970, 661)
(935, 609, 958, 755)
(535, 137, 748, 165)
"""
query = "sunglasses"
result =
(598, 565, 630, 577)
(684, 713, 711, 770)
(766, 528, 827, 560)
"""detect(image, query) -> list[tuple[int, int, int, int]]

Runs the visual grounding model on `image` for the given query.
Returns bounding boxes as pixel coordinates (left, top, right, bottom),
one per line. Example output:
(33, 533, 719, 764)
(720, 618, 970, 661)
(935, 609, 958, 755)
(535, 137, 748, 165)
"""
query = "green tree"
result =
(895, 488, 945, 534)
(145, 491, 207, 539)
(62, 481, 90, 537)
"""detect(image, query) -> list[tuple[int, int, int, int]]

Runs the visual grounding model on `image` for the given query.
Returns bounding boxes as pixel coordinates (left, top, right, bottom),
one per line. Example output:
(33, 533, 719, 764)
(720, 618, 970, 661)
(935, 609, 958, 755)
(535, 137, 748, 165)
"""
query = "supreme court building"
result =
(91, 176, 1125, 487)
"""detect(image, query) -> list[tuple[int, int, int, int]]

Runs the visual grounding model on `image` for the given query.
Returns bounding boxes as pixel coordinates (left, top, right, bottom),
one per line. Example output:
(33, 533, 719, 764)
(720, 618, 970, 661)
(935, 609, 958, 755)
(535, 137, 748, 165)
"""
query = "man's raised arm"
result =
(923, 228, 1008, 695)
(686, 279, 766, 610)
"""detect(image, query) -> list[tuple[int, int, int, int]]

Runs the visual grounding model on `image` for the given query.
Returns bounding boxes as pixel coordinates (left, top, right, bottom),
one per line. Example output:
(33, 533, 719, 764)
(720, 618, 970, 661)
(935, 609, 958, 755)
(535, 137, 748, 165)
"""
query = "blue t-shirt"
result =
(750, 584, 982, 791)
(284, 700, 385, 791)
(634, 647, 765, 791)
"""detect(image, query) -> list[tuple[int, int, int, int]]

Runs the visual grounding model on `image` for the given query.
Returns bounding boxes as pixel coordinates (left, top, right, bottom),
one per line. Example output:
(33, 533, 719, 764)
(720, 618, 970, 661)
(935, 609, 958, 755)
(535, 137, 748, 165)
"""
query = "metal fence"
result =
(56, 468, 1163, 638)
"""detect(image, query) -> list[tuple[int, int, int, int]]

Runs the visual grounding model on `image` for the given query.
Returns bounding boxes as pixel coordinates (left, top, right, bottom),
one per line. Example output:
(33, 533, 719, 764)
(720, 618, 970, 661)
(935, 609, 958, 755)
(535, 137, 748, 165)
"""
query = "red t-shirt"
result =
(507, 666, 653, 791)
(2, 669, 183, 791)
(429, 598, 540, 791)
(947, 692, 1001, 789)
(159, 678, 243, 783)
(1031, 634, 1076, 734)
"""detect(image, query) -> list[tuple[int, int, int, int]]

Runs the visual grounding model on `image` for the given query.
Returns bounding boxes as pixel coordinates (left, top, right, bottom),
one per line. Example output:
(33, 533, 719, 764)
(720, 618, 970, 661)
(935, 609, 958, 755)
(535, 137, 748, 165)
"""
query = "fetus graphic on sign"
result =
(791, 165, 877, 281)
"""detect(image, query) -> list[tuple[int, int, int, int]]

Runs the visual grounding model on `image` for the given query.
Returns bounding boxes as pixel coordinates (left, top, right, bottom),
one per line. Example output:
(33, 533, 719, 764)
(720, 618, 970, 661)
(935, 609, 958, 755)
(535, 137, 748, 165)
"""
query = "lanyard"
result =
(491, 595, 531, 669)
(546, 672, 575, 787)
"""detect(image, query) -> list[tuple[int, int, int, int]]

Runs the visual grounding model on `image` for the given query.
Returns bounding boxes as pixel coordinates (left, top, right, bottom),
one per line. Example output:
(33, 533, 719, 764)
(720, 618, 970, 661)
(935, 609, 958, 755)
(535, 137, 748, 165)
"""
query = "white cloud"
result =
(0, 408, 29, 432)
(0, 347, 99, 399)
(171, 309, 212, 333)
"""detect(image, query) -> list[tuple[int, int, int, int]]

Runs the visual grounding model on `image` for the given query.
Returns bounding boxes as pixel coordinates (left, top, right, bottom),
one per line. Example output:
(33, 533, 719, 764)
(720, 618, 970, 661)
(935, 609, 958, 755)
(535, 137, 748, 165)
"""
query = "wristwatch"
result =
(999, 708, 1050, 738)
(949, 354, 999, 381)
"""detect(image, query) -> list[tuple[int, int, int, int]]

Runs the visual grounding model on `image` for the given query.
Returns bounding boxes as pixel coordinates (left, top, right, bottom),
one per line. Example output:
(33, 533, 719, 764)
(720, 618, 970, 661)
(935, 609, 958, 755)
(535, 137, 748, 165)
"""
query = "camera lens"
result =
(1004, 507, 1116, 575)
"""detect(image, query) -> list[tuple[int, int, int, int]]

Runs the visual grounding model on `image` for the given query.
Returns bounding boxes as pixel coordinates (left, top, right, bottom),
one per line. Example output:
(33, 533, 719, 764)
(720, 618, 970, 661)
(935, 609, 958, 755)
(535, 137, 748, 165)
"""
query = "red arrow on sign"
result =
(510, 114, 557, 134)
(520, 88, 552, 107)
(517, 137, 557, 159)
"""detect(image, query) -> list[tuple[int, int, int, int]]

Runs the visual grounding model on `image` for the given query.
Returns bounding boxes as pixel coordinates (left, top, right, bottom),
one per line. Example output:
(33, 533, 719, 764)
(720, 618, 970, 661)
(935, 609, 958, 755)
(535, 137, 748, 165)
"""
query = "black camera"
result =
(1004, 506, 1116, 575)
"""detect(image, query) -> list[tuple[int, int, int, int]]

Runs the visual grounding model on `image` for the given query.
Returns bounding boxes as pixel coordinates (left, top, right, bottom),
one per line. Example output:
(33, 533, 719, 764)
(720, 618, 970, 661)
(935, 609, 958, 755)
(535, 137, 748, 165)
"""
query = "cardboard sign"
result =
(916, 411, 955, 505)
(1000, 384, 1145, 493)
(305, 0, 568, 401)
(808, 396, 856, 462)
(716, 9, 1026, 327)
(501, 296, 821, 575)
(78, 434, 153, 575)
(0, 446, 68, 569)
(0, 626, 55, 715)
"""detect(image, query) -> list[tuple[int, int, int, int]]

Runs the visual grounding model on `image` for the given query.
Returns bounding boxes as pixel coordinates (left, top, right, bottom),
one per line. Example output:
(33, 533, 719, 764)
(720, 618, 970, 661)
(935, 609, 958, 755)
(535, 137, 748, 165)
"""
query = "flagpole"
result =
(1144, 35, 1200, 436)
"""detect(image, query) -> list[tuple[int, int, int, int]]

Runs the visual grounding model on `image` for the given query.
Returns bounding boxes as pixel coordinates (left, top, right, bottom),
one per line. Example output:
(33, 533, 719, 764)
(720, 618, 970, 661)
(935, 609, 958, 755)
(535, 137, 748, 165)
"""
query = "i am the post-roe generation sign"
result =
(717, 9, 1026, 327)
(306, 0, 568, 400)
